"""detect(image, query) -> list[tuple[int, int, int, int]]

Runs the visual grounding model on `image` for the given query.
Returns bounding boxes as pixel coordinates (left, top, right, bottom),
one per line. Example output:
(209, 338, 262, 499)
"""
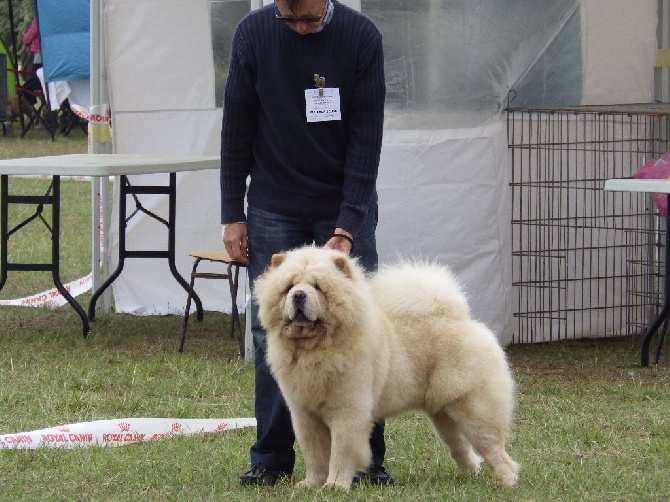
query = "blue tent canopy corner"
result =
(37, 0, 90, 82)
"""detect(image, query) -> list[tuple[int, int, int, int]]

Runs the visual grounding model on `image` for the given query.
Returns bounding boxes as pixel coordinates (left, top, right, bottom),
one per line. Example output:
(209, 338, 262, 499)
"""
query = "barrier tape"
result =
(87, 104, 113, 152)
(0, 272, 93, 308)
(69, 103, 90, 121)
(0, 417, 257, 449)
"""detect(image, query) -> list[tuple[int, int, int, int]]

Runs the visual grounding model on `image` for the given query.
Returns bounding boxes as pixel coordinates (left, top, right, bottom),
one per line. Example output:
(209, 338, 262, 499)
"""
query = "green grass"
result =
(1, 132, 669, 500)
(1, 125, 88, 158)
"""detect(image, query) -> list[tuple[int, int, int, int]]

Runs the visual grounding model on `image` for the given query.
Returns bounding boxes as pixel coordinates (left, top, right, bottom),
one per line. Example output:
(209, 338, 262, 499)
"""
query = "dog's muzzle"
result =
(290, 289, 313, 323)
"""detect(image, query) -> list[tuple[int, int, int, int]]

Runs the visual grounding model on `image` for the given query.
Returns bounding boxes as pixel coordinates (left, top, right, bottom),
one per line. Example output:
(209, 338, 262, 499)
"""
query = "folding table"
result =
(0, 154, 220, 337)
(604, 178, 670, 366)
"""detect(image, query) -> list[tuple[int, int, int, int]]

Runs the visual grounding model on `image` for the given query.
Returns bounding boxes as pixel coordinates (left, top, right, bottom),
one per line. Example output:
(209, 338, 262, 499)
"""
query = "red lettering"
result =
(69, 433, 93, 443)
(1, 434, 33, 444)
(41, 434, 68, 442)
(90, 114, 110, 124)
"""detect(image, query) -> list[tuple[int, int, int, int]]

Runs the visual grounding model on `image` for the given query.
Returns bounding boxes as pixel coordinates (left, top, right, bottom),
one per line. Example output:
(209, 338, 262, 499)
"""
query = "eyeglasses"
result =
(274, 0, 328, 25)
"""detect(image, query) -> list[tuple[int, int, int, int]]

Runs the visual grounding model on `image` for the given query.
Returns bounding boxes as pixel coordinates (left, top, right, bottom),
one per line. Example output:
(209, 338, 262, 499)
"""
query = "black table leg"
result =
(51, 178, 90, 337)
(0, 175, 8, 292)
(88, 173, 203, 320)
(0, 175, 89, 337)
(88, 175, 127, 320)
(640, 193, 670, 367)
(165, 173, 202, 309)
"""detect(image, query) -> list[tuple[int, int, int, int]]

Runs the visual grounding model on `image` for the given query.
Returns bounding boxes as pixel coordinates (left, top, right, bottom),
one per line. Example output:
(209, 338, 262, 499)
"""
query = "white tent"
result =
(99, 0, 658, 346)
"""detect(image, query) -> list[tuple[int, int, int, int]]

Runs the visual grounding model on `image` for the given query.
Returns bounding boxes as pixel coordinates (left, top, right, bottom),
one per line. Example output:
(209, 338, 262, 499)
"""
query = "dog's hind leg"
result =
(446, 402, 520, 487)
(428, 411, 482, 475)
(292, 409, 331, 488)
(466, 431, 519, 487)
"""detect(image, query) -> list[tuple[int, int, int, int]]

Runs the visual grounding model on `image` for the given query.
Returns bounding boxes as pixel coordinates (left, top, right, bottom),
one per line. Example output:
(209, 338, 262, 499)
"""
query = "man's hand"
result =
(222, 222, 250, 265)
(323, 227, 353, 254)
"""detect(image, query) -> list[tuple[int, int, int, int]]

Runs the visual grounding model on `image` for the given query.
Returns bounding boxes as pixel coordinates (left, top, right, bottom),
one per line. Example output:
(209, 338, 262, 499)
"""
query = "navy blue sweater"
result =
(220, 1, 385, 236)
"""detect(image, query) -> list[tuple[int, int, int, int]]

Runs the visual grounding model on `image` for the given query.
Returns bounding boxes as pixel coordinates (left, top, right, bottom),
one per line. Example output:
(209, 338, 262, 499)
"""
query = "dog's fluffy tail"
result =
(370, 262, 470, 320)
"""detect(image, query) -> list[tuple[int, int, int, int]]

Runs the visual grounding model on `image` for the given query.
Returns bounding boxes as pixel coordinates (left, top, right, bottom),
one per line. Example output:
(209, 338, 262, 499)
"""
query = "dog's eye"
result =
(313, 283, 322, 292)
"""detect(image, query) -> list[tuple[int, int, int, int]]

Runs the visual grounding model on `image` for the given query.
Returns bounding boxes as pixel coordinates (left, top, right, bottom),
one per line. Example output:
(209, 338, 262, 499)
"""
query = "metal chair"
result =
(7, 67, 56, 139)
(179, 250, 246, 358)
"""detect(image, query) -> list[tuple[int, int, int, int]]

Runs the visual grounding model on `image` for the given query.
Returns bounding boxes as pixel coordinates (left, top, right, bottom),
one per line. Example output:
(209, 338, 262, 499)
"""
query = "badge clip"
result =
(314, 74, 326, 97)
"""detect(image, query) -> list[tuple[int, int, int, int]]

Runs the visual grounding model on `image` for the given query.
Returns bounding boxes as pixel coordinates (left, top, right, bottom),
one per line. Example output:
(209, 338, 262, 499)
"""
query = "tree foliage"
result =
(0, 0, 36, 64)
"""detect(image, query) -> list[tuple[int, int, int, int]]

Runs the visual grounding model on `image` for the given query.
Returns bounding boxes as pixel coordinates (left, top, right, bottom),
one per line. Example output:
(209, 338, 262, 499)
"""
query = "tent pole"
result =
(90, 0, 112, 313)
(90, 0, 101, 314)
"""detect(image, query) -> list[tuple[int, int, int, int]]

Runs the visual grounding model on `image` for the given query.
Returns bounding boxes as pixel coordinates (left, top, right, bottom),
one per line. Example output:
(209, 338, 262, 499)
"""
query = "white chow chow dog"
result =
(254, 246, 519, 489)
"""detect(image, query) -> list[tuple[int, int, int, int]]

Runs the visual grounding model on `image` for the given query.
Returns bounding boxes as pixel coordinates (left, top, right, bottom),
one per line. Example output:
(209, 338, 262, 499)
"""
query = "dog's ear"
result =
(333, 255, 354, 279)
(270, 253, 286, 268)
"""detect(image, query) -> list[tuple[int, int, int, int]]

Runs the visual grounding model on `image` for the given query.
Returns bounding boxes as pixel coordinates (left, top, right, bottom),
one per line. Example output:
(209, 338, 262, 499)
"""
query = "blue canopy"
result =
(37, 0, 89, 82)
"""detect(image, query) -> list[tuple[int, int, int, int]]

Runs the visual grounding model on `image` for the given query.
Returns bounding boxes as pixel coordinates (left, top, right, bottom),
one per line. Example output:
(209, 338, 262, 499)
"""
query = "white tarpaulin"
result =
(102, 0, 657, 345)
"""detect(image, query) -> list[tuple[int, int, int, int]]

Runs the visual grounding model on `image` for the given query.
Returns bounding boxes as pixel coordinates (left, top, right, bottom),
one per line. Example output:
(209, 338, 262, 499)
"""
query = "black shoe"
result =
(352, 464, 394, 486)
(239, 464, 291, 486)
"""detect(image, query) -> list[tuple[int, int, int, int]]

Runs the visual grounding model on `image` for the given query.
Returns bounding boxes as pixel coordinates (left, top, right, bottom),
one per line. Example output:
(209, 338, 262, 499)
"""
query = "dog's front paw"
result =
(324, 481, 351, 491)
(295, 479, 320, 489)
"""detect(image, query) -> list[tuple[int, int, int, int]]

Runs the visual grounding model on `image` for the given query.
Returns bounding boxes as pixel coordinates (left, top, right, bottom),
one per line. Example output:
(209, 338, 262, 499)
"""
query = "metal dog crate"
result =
(507, 104, 670, 343)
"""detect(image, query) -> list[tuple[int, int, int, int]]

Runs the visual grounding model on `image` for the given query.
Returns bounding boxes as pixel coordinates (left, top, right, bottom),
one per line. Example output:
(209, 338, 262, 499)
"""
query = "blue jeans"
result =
(246, 203, 385, 473)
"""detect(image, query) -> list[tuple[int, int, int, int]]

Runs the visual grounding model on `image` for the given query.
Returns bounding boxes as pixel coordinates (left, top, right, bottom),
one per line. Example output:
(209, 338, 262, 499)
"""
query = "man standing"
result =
(220, 0, 390, 486)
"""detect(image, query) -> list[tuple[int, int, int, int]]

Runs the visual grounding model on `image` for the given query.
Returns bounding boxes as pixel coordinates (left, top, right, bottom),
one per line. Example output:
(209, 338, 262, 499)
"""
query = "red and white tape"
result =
(0, 417, 256, 449)
(0, 273, 92, 308)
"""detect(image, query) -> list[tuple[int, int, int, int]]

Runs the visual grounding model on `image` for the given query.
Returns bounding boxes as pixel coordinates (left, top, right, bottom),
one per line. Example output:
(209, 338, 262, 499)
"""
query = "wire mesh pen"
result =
(507, 104, 670, 343)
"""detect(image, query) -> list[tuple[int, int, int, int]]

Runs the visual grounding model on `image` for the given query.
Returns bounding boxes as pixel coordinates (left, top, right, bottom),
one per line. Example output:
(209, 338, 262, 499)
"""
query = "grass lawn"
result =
(0, 130, 669, 500)
(1, 126, 88, 158)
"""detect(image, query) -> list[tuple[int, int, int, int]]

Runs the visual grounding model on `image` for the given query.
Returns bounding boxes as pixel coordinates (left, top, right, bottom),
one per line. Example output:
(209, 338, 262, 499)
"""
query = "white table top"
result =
(0, 154, 220, 176)
(604, 178, 670, 194)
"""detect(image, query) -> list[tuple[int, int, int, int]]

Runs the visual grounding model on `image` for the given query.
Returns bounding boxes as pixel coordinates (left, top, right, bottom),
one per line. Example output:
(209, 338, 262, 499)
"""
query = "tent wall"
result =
(581, 0, 657, 104)
(103, 0, 657, 345)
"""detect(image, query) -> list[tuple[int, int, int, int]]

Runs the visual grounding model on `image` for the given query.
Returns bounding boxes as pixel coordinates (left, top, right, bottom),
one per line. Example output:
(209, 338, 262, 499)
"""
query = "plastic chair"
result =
(179, 250, 247, 358)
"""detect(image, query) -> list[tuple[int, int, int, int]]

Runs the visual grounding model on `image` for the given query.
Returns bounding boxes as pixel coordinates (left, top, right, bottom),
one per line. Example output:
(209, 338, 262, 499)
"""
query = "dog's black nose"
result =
(292, 290, 306, 306)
